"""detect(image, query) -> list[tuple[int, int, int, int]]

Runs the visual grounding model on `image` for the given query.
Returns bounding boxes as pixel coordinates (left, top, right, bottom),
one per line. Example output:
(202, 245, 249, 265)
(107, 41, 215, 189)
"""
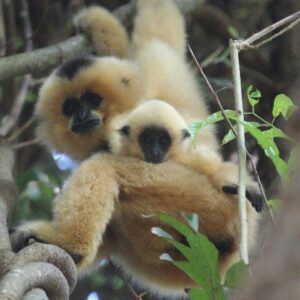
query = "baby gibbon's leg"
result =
(12, 154, 118, 272)
(74, 6, 129, 58)
(132, 0, 186, 57)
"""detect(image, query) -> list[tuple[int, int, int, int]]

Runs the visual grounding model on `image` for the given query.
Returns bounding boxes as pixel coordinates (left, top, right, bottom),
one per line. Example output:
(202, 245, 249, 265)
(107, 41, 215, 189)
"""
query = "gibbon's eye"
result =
(159, 134, 171, 147)
(119, 125, 130, 136)
(182, 129, 191, 140)
(62, 97, 78, 117)
(81, 90, 103, 109)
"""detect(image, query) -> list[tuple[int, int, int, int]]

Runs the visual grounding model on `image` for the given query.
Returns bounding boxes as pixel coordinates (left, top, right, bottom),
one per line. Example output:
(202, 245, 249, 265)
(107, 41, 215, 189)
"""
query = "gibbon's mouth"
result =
(144, 155, 165, 164)
(71, 118, 100, 134)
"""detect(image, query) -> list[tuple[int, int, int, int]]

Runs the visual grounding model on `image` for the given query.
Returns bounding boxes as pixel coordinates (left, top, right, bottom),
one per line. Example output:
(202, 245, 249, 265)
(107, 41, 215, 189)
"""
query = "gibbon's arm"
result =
(12, 154, 261, 275)
(74, 6, 129, 58)
(132, 0, 186, 57)
(175, 147, 263, 212)
(13, 155, 118, 272)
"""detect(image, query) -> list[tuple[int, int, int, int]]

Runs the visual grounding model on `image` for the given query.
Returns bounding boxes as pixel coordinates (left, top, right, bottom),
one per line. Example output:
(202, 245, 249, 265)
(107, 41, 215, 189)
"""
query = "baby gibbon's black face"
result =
(138, 126, 172, 164)
(62, 90, 103, 134)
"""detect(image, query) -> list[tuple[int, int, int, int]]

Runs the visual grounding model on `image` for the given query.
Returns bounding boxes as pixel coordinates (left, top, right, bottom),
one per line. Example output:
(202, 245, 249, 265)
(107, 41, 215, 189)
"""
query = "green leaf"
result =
(222, 129, 236, 145)
(272, 94, 297, 120)
(287, 148, 297, 173)
(227, 26, 239, 39)
(242, 121, 288, 179)
(160, 253, 173, 262)
(151, 227, 173, 239)
(155, 214, 224, 299)
(188, 288, 211, 300)
(224, 261, 249, 288)
(189, 110, 237, 141)
(182, 213, 199, 232)
(247, 85, 261, 107)
(267, 199, 281, 211)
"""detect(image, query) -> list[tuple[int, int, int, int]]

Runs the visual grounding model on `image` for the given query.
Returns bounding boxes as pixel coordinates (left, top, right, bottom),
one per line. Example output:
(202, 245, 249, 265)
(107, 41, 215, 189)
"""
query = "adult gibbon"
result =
(12, 0, 262, 297)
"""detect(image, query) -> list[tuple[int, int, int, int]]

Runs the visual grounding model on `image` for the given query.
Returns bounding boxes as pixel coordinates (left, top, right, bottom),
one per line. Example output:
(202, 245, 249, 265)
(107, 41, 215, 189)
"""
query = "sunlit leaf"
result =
(155, 214, 225, 299)
(182, 213, 199, 232)
(227, 26, 239, 39)
(224, 261, 249, 288)
(151, 227, 173, 239)
(247, 85, 261, 107)
(267, 199, 282, 211)
(272, 94, 297, 120)
(189, 110, 237, 141)
(188, 288, 211, 300)
(222, 129, 236, 145)
(241, 121, 288, 179)
(160, 253, 173, 262)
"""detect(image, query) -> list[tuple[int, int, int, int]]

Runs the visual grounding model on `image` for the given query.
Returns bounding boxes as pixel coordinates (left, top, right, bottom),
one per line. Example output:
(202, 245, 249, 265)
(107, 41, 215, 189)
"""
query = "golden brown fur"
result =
(74, 6, 129, 58)
(15, 1, 261, 297)
(36, 57, 144, 161)
(16, 153, 258, 296)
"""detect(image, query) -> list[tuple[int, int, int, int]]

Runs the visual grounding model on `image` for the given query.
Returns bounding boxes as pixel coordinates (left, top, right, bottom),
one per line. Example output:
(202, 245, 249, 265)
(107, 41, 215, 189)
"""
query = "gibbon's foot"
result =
(10, 226, 84, 264)
(222, 184, 264, 212)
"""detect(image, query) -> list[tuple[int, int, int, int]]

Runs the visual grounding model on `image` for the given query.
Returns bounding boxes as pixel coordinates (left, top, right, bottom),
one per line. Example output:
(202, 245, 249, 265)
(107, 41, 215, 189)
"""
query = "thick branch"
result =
(0, 0, 205, 82)
(0, 140, 16, 252)
(0, 35, 90, 81)
(0, 262, 69, 300)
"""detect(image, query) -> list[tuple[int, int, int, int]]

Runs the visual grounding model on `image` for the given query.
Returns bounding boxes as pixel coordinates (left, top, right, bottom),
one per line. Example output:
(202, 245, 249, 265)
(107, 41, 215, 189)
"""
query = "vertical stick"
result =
(230, 39, 249, 264)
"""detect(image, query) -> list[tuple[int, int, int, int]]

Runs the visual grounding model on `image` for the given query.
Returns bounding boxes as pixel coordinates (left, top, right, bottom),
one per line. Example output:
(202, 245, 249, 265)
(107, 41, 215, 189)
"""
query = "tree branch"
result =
(230, 39, 249, 263)
(0, 0, 206, 82)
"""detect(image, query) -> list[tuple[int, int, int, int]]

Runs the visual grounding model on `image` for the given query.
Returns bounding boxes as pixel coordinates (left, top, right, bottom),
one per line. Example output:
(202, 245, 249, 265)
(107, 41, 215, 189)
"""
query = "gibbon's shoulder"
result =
(74, 5, 129, 57)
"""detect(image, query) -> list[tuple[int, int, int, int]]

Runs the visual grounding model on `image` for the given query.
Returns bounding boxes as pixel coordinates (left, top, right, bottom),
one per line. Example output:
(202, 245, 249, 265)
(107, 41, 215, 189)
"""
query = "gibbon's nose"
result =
(76, 105, 90, 122)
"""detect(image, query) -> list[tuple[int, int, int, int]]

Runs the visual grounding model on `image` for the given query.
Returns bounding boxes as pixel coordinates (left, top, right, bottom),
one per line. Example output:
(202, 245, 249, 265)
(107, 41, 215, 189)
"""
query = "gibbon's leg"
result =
(12, 154, 118, 272)
(132, 0, 186, 57)
(74, 6, 129, 58)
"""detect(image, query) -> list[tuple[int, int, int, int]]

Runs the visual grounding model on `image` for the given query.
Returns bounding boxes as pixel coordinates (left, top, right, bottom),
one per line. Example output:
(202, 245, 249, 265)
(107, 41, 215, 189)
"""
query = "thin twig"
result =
(8, 117, 34, 142)
(242, 10, 300, 47)
(188, 45, 275, 225)
(200, 46, 225, 69)
(109, 259, 145, 300)
(12, 138, 38, 150)
(248, 18, 300, 49)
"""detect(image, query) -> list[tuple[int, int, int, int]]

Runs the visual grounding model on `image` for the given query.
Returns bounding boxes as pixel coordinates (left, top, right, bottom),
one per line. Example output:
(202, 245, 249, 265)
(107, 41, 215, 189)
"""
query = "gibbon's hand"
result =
(222, 184, 264, 212)
(10, 224, 84, 265)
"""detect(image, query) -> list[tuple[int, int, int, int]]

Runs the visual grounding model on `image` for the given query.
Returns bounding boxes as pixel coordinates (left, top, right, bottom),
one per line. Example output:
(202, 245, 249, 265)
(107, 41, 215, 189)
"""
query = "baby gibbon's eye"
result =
(142, 134, 152, 144)
(62, 97, 78, 117)
(81, 91, 103, 109)
(159, 135, 171, 147)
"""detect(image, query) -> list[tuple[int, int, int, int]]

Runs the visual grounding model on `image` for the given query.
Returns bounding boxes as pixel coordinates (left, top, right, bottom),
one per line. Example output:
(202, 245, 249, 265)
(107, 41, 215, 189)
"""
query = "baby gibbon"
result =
(111, 100, 263, 212)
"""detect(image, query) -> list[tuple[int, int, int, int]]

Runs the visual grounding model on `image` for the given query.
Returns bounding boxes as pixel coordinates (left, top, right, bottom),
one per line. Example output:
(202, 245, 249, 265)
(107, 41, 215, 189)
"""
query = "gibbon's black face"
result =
(139, 126, 172, 164)
(62, 90, 103, 134)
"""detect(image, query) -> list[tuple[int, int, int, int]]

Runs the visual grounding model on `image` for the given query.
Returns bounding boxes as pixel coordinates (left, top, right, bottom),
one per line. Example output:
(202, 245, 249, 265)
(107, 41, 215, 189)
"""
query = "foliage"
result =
(190, 87, 297, 181)
(153, 213, 249, 300)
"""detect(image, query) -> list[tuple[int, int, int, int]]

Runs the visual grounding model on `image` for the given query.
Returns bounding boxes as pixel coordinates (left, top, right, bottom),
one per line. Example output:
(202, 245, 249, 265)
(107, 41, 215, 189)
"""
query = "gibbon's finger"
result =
(10, 230, 39, 252)
(222, 184, 264, 213)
